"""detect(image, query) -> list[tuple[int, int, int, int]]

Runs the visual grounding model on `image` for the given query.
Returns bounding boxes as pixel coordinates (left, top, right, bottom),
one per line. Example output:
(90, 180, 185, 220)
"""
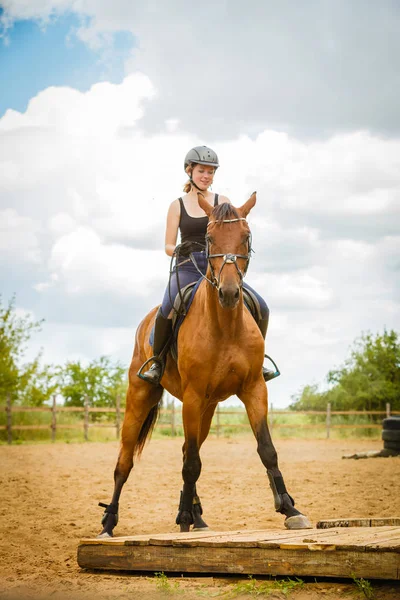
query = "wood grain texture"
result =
(77, 527, 400, 579)
(317, 517, 400, 528)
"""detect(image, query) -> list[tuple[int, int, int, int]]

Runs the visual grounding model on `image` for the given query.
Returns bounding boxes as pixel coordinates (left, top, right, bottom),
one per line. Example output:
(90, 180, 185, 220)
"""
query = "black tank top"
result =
(178, 194, 219, 245)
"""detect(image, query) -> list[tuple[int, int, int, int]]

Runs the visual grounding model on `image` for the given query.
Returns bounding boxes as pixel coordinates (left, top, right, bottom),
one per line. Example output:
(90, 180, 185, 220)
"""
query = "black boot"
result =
(138, 309, 173, 385)
(258, 318, 281, 382)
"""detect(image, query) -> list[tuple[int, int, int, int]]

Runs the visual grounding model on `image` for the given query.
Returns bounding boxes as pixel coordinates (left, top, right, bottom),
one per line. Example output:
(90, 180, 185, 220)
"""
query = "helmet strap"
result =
(189, 177, 203, 192)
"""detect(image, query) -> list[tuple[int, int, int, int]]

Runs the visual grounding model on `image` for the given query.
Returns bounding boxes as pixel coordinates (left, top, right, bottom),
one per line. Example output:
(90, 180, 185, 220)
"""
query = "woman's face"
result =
(191, 163, 215, 191)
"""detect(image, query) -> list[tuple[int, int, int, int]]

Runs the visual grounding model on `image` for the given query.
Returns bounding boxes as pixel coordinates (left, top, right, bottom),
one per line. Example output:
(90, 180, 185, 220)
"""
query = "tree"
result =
(0, 295, 57, 405)
(58, 356, 127, 408)
(290, 329, 400, 413)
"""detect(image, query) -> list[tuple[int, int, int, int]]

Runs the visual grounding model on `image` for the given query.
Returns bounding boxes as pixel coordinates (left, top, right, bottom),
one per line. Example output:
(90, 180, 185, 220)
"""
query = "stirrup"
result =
(137, 356, 165, 384)
(263, 354, 280, 381)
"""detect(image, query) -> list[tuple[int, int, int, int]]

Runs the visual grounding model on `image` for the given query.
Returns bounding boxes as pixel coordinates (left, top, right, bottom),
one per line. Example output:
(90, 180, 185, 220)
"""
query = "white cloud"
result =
(43, 226, 168, 296)
(3, 1, 400, 141)
(0, 208, 42, 263)
(1, 73, 399, 407)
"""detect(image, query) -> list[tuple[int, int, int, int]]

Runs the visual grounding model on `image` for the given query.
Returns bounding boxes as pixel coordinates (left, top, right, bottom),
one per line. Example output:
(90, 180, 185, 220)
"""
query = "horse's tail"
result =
(134, 401, 161, 458)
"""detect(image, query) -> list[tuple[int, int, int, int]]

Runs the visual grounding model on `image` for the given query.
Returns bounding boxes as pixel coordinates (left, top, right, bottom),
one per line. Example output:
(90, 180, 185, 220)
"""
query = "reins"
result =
(168, 241, 208, 316)
(169, 217, 253, 316)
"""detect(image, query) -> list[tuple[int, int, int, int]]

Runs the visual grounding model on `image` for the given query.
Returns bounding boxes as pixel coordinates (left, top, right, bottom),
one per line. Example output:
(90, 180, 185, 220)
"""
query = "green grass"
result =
(216, 575, 304, 597)
(0, 404, 384, 444)
(152, 572, 182, 595)
(352, 576, 375, 599)
(148, 574, 304, 598)
(0, 409, 120, 444)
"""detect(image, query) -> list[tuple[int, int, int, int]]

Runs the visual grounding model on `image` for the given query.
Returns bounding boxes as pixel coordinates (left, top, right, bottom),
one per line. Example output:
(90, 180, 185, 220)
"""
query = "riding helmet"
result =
(184, 146, 219, 171)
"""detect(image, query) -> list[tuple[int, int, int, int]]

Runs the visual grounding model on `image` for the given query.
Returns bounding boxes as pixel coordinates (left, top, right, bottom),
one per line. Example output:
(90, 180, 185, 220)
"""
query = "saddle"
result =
(168, 282, 263, 361)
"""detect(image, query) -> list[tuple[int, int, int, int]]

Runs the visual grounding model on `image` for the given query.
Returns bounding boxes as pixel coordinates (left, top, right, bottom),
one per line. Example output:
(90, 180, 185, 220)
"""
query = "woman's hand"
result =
(175, 241, 200, 257)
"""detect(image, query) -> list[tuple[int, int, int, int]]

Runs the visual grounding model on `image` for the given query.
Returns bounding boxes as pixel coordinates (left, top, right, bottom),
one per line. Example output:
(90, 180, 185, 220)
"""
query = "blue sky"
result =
(0, 10, 134, 117)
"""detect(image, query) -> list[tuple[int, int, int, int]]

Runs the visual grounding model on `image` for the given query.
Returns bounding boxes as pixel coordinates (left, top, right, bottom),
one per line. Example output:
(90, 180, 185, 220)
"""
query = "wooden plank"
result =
(171, 530, 279, 548)
(77, 542, 400, 579)
(317, 517, 400, 528)
(366, 530, 400, 552)
(148, 529, 248, 546)
(175, 529, 319, 548)
(281, 527, 400, 552)
(80, 530, 247, 547)
(81, 535, 152, 547)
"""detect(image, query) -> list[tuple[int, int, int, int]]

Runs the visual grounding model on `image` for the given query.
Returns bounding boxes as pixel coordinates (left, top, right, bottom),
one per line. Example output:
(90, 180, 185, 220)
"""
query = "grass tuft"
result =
(217, 575, 304, 598)
(352, 575, 375, 599)
(152, 571, 182, 595)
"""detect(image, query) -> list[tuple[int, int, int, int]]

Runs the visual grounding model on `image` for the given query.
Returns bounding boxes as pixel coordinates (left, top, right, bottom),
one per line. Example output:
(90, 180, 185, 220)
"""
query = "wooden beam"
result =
(317, 517, 400, 529)
(77, 528, 400, 580)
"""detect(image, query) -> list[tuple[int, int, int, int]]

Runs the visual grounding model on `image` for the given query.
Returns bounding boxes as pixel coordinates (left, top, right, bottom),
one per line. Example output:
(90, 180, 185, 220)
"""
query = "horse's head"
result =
(198, 192, 256, 309)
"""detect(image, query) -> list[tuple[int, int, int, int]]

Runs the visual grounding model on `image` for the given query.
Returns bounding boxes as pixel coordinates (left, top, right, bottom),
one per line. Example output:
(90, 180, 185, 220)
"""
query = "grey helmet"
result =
(184, 146, 219, 171)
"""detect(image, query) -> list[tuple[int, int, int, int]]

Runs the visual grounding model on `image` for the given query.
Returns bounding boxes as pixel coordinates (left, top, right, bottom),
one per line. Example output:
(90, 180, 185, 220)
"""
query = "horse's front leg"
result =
(179, 402, 217, 530)
(239, 380, 312, 529)
(176, 393, 209, 532)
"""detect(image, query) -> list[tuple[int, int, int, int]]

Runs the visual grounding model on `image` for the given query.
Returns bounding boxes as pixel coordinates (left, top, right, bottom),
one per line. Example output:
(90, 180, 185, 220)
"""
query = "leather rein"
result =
(169, 217, 253, 314)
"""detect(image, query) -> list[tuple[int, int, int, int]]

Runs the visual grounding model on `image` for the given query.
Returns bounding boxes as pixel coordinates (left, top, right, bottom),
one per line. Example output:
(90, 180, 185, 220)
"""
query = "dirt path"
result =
(1, 438, 399, 599)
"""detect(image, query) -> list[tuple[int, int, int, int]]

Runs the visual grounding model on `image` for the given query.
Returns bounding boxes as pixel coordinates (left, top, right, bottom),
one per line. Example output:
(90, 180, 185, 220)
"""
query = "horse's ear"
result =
(238, 192, 257, 218)
(197, 192, 213, 216)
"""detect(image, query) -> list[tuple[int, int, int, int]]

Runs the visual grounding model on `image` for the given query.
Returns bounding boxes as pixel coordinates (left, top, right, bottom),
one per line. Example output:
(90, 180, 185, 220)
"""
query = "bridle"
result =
(170, 216, 253, 316)
(203, 217, 253, 290)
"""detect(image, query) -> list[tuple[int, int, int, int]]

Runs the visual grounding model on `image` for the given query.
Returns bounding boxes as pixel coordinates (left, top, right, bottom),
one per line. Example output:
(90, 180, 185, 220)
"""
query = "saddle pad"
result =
(149, 282, 262, 358)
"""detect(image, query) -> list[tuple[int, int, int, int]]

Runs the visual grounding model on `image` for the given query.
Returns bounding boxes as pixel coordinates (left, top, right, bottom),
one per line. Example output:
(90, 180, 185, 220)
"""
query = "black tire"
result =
(383, 440, 400, 452)
(382, 430, 400, 442)
(382, 417, 400, 430)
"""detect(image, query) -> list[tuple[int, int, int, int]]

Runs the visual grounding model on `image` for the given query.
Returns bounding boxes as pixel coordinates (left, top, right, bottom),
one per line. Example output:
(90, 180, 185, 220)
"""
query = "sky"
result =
(1, 0, 399, 408)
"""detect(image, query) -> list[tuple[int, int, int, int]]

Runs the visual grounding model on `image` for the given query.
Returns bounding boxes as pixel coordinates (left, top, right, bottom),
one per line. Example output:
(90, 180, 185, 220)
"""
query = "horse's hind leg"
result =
(239, 382, 311, 530)
(99, 379, 163, 537)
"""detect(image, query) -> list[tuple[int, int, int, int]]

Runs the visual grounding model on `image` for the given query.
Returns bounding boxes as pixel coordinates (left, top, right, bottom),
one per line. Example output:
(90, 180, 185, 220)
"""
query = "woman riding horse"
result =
(98, 147, 311, 537)
(139, 145, 279, 385)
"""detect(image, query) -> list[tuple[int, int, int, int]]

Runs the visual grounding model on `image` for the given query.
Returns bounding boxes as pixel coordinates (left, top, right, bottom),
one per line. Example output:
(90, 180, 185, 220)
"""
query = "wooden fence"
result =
(1, 394, 398, 444)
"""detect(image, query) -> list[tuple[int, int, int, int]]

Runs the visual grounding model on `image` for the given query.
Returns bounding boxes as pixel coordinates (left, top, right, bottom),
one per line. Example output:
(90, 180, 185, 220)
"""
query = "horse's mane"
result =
(212, 202, 239, 222)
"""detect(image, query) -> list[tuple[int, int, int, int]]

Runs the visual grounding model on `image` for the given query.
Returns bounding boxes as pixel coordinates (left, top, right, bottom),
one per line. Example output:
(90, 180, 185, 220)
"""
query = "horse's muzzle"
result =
(218, 285, 240, 309)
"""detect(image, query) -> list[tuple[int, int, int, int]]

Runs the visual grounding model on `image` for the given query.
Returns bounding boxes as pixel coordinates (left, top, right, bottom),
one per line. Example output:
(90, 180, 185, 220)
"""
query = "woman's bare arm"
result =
(165, 199, 180, 256)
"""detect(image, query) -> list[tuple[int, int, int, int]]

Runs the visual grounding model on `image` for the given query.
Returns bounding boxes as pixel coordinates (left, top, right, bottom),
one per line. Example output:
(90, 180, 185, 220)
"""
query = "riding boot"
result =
(139, 309, 173, 385)
(258, 318, 281, 382)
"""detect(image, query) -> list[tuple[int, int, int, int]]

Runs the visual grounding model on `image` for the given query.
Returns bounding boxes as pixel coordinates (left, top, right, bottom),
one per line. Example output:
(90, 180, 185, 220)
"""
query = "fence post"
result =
(386, 403, 391, 418)
(326, 402, 331, 439)
(51, 394, 57, 442)
(116, 394, 121, 439)
(270, 402, 274, 433)
(84, 396, 89, 441)
(216, 404, 221, 438)
(171, 400, 176, 437)
(6, 393, 12, 445)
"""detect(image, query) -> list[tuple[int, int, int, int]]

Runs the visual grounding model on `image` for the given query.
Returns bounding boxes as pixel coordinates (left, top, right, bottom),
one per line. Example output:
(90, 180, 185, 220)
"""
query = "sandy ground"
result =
(1, 437, 400, 600)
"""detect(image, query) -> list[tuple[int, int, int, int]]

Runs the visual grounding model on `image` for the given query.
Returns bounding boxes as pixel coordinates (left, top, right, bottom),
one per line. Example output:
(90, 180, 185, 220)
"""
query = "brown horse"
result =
(99, 192, 311, 537)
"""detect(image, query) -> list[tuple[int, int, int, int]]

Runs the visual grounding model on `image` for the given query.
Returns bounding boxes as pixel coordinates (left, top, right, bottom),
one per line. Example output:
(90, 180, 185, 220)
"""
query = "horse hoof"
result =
(97, 531, 113, 539)
(284, 515, 313, 530)
(192, 526, 210, 532)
